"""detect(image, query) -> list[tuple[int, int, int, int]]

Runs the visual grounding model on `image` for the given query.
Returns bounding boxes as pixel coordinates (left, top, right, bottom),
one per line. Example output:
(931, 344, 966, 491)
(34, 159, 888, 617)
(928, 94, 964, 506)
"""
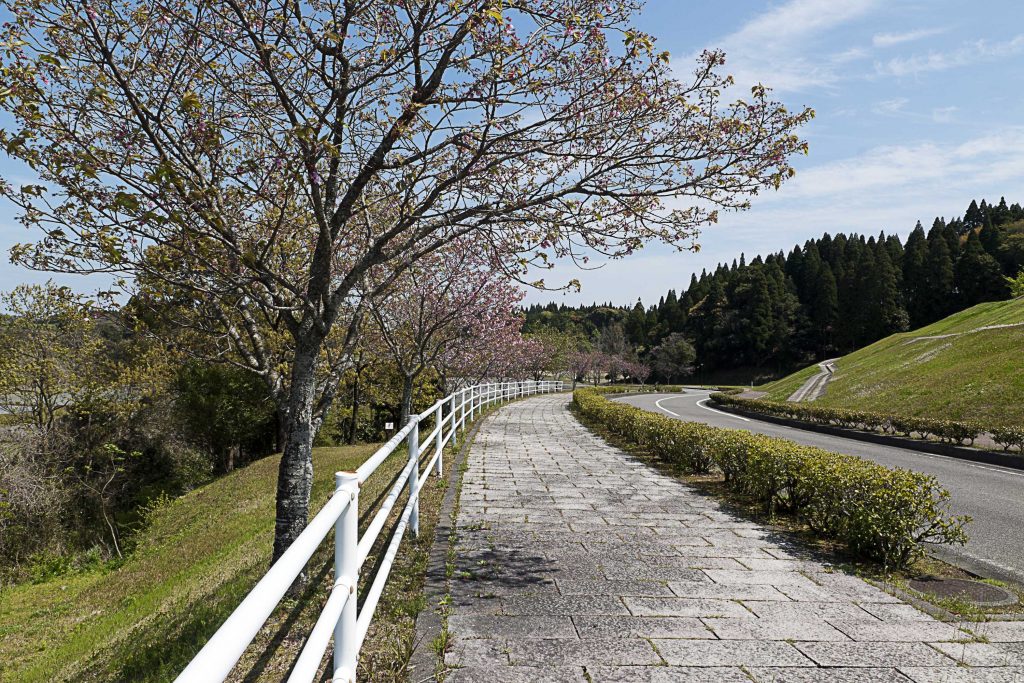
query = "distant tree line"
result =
(526, 197, 1024, 382)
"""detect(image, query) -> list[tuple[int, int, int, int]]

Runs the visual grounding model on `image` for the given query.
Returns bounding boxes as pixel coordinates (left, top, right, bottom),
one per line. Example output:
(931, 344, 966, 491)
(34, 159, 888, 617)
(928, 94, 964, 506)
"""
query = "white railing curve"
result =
(175, 379, 564, 683)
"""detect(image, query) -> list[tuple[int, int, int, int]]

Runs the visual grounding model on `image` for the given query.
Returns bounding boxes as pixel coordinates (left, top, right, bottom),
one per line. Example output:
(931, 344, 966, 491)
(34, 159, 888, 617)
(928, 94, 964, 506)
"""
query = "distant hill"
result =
(758, 298, 1024, 428)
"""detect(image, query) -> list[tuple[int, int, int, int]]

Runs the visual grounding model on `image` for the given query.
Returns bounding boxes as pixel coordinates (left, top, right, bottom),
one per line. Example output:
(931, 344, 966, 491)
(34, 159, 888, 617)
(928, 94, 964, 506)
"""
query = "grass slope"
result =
(759, 298, 1024, 427)
(0, 444, 390, 682)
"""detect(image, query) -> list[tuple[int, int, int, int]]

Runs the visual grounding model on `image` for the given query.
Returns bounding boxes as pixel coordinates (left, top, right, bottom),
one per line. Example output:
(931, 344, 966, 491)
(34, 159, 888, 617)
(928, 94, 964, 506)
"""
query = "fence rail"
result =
(175, 379, 563, 683)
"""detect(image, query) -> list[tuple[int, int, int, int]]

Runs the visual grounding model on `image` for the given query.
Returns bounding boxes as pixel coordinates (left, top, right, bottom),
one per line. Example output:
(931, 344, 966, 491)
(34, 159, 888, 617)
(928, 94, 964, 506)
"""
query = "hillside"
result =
(758, 298, 1024, 427)
(0, 444, 399, 682)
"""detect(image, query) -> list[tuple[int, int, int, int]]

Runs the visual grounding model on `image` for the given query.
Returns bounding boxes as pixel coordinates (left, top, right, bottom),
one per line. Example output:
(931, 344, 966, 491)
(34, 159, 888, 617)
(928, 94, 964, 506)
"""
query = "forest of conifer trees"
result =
(525, 197, 1024, 381)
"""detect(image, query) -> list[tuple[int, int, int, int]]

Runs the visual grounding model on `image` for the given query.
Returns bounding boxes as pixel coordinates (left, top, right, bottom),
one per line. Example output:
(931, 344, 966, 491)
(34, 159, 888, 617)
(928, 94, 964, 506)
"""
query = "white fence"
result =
(175, 380, 563, 683)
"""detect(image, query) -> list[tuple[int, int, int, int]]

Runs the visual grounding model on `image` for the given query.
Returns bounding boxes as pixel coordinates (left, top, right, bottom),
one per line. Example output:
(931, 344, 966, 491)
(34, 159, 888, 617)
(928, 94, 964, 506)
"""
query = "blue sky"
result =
(2, 0, 1024, 305)
(525, 0, 1024, 306)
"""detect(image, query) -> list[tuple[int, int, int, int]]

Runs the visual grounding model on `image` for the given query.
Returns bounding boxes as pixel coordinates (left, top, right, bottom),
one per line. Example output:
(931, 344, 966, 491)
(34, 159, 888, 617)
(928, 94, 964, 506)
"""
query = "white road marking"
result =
(695, 398, 751, 422)
(892, 450, 1024, 478)
(654, 397, 682, 417)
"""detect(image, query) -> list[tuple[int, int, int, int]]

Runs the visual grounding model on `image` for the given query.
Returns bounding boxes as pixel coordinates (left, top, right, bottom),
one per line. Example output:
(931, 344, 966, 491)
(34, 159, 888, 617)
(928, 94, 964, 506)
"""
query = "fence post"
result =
(334, 472, 359, 682)
(460, 389, 468, 432)
(434, 402, 443, 476)
(407, 419, 420, 537)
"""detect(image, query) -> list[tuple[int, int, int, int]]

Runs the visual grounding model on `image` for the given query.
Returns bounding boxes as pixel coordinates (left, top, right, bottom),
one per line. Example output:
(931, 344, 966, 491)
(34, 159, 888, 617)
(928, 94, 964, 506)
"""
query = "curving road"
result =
(616, 389, 1024, 586)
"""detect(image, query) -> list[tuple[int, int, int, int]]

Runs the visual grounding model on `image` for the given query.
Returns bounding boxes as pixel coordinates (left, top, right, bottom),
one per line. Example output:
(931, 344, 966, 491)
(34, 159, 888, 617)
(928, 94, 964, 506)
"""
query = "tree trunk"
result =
(399, 373, 415, 426)
(223, 444, 239, 473)
(272, 344, 319, 565)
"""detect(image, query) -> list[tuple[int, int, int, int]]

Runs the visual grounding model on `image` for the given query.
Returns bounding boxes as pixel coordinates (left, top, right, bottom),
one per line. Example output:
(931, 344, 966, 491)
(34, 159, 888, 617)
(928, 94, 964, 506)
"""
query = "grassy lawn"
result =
(759, 298, 1024, 427)
(756, 363, 821, 401)
(0, 440, 455, 682)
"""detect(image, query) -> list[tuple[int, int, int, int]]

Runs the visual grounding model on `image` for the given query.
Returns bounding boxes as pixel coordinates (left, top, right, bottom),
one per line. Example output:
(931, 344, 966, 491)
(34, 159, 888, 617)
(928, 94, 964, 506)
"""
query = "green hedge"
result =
(574, 387, 968, 568)
(708, 394, 1013, 450)
(580, 384, 686, 394)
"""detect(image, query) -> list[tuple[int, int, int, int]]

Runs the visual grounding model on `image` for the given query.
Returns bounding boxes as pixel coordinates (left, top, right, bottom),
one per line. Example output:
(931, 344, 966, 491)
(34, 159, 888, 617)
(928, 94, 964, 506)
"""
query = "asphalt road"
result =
(616, 389, 1024, 585)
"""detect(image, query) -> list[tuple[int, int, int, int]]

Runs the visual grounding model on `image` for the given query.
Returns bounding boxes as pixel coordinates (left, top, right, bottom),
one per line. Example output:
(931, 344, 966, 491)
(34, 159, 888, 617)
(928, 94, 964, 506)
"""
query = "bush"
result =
(709, 394, 987, 448)
(573, 387, 968, 568)
(991, 426, 1024, 452)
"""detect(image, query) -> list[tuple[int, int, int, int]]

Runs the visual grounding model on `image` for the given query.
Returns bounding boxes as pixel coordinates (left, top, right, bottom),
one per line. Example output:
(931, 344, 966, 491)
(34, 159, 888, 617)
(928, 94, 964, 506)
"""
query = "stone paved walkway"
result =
(444, 395, 1024, 683)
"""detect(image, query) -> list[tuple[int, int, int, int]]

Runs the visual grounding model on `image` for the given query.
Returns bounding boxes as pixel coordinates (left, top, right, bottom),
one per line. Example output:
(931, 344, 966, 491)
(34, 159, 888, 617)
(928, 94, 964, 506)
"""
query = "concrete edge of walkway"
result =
(710, 401, 1024, 472)
(406, 409, 493, 683)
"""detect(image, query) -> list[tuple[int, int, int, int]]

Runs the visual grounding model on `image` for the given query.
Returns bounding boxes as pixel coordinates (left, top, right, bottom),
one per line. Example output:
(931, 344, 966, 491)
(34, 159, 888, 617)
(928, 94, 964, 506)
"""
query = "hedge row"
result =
(580, 384, 687, 394)
(573, 387, 968, 568)
(710, 394, 1023, 452)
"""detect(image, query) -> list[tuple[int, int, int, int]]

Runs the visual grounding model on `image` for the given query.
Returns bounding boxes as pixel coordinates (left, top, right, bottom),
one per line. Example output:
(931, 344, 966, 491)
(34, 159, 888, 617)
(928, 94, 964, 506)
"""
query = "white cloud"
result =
(877, 35, 1024, 77)
(932, 106, 958, 123)
(873, 97, 909, 114)
(872, 28, 946, 48)
(676, 0, 879, 92)
(527, 129, 1024, 306)
(762, 127, 1024, 202)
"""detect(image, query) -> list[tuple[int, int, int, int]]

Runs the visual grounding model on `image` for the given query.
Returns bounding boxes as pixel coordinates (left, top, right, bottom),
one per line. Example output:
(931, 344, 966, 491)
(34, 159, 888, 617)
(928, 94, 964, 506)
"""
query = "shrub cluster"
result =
(710, 394, 999, 449)
(587, 384, 686, 395)
(991, 426, 1024, 452)
(573, 387, 968, 568)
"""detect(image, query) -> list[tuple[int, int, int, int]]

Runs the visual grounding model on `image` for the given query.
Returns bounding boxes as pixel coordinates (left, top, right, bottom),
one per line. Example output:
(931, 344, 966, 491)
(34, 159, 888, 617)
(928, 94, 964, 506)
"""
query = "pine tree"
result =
(964, 199, 983, 230)
(903, 223, 929, 326)
(979, 218, 1002, 256)
(956, 231, 1011, 306)
(920, 232, 956, 324)
(870, 242, 909, 340)
(624, 299, 648, 346)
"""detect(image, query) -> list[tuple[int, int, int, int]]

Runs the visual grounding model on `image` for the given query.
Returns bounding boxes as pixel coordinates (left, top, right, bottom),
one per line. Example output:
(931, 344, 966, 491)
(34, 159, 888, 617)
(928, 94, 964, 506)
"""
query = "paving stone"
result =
(927, 642, 1024, 667)
(500, 594, 630, 616)
(899, 667, 1024, 682)
(859, 602, 936, 622)
(970, 621, 1024, 642)
(555, 578, 677, 597)
(446, 666, 588, 682)
(602, 563, 712, 582)
(748, 667, 911, 682)
(624, 596, 753, 618)
(794, 642, 955, 667)
(652, 639, 815, 666)
(505, 637, 662, 665)
(444, 638, 510, 667)
(587, 666, 752, 682)
(668, 581, 793, 601)
(447, 615, 578, 639)
(777, 583, 901, 603)
(573, 615, 711, 639)
(703, 569, 820, 587)
(828, 618, 970, 642)
(745, 600, 878, 622)
(703, 617, 850, 641)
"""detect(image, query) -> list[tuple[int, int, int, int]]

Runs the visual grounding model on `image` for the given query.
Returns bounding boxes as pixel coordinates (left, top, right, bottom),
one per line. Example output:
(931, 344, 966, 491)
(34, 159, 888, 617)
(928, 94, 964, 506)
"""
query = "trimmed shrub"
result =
(991, 426, 1024, 452)
(573, 387, 968, 568)
(710, 394, 986, 448)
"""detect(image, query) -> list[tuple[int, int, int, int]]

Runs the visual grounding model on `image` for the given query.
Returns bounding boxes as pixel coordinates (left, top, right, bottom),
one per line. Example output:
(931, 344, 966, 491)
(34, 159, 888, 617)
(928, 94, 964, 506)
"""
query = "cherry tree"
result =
(369, 238, 523, 424)
(0, 0, 812, 559)
(624, 359, 651, 386)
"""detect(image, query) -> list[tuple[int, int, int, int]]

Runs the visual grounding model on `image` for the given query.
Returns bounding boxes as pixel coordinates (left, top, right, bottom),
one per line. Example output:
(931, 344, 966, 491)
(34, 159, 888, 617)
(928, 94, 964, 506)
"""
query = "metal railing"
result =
(175, 379, 563, 683)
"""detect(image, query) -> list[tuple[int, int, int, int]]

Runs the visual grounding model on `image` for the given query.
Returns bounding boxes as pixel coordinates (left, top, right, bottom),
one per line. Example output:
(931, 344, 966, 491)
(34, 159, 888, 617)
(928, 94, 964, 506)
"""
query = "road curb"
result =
(709, 402, 1024, 472)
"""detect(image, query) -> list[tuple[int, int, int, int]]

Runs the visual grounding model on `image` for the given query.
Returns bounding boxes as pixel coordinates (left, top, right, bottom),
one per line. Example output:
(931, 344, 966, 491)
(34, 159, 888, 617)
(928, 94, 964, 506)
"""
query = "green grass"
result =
(759, 298, 1024, 427)
(756, 363, 821, 401)
(0, 444, 399, 682)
